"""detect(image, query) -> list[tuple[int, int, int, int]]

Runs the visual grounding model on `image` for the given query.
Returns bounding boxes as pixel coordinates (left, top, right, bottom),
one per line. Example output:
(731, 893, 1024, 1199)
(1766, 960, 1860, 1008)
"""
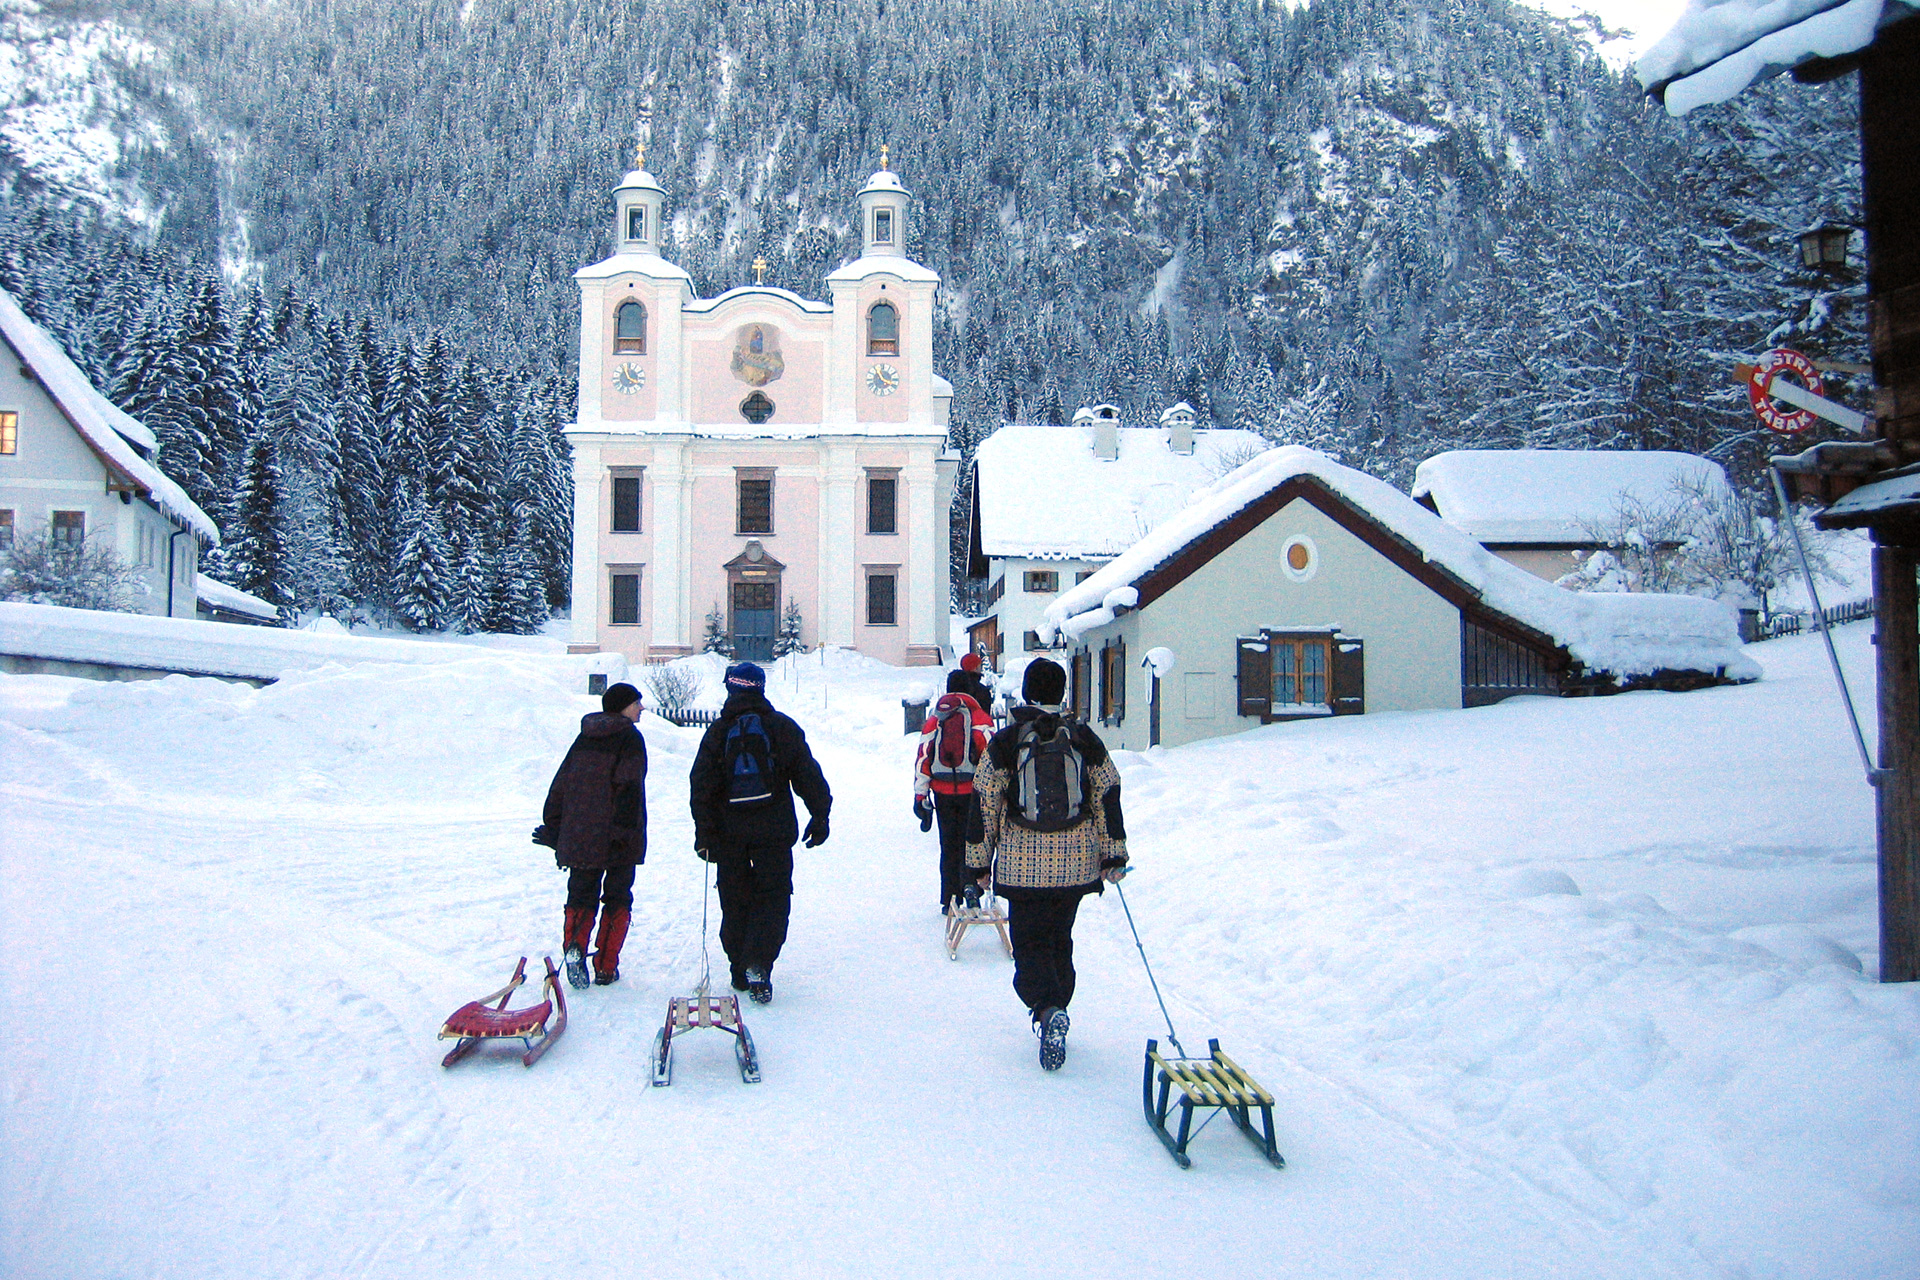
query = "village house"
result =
(564, 152, 957, 666)
(964, 402, 1267, 667)
(1041, 446, 1756, 751)
(1411, 448, 1734, 582)
(0, 288, 218, 617)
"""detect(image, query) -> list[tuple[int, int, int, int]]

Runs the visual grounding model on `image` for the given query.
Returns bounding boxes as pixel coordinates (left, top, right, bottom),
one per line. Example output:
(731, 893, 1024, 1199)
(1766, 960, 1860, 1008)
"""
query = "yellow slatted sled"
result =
(1143, 1038, 1285, 1170)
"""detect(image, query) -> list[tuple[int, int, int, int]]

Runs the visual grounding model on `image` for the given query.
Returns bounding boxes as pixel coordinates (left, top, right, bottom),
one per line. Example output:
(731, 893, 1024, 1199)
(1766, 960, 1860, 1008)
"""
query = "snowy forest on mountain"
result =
(0, 0, 1870, 620)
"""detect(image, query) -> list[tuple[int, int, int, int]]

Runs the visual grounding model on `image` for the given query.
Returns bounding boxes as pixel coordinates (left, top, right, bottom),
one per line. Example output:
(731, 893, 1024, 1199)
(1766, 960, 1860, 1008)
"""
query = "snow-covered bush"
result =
(700, 603, 734, 657)
(773, 599, 805, 657)
(1, 532, 148, 612)
(642, 661, 701, 714)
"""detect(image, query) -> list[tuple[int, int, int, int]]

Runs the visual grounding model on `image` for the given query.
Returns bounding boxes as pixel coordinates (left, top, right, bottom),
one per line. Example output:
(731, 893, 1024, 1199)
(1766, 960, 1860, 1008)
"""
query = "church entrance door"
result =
(732, 581, 777, 662)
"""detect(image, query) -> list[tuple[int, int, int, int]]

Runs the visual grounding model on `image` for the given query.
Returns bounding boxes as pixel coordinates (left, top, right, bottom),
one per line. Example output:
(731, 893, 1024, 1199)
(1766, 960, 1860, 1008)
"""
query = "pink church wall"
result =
(686, 450, 821, 650)
(595, 443, 657, 660)
(852, 448, 911, 664)
(855, 281, 909, 425)
(685, 307, 830, 424)
(600, 281, 659, 422)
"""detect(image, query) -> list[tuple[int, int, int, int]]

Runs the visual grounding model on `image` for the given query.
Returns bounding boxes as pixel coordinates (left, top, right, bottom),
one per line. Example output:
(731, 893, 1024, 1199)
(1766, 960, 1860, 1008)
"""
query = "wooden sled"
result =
(946, 872, 1012, 961)
(439, 956, 567, 1068)
(650, 994, 760, 1086)
(1142, 1038, 1285, 1170)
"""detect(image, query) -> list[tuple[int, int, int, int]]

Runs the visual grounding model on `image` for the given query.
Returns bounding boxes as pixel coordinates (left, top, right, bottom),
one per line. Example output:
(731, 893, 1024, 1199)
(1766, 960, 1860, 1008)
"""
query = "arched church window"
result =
(867, 302, 899, 357)
(615, 300, 646, 354)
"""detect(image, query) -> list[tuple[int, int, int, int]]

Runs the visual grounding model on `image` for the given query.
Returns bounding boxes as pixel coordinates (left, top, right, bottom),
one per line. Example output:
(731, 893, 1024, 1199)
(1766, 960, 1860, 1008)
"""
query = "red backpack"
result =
(930, 694, 981, 785)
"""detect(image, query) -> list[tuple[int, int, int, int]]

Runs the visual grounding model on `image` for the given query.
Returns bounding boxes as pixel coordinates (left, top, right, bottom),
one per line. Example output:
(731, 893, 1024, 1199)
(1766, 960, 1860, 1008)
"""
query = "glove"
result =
(913, 796, 934, 831)
(695, 844, 716, 864)
(1101, 862, 1130, 884)
(530, 824, 556, 849)
(802, 815, 829, 848)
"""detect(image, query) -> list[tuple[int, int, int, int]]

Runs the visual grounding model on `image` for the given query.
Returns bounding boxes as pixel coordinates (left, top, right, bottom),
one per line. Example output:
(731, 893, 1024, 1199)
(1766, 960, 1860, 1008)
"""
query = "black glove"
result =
(803, 815, 829, 848)
(913, 797, 934, 831)
(531, 824, 557, 849)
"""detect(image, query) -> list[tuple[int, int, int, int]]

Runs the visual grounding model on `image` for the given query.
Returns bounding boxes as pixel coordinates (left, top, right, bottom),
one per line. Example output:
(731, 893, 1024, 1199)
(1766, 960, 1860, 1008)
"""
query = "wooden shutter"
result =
(1114, 637, 1126, 723)
(1332, 636, 1365, 716)
(1236, 636, 1271, 719)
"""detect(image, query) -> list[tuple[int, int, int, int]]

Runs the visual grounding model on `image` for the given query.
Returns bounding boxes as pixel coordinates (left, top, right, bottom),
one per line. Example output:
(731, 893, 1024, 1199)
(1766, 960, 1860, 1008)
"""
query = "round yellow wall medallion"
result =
(1281, 535, 1318, 582)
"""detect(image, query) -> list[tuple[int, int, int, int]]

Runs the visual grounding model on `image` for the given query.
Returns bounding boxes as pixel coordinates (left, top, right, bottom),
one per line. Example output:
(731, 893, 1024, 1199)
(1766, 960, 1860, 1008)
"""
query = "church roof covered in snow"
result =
(0, 288, 219, 545)
(1636, 0, 1917, 115)
(969, 422, 1269, 566)
(1045, 446, 1757, 682)
(1411, 449, 1733, 546)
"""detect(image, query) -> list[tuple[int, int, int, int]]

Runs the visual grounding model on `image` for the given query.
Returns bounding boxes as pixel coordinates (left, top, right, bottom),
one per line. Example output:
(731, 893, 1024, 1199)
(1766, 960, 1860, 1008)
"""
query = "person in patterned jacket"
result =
(965, 657, 1128, 1071)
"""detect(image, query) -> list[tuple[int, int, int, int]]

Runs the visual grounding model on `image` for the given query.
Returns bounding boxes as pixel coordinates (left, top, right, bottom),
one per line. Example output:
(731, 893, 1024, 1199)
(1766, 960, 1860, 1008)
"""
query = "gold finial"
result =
(634, 139, 646, 169)
(752, 255, 769, 285)
(879, 143, 889, 171)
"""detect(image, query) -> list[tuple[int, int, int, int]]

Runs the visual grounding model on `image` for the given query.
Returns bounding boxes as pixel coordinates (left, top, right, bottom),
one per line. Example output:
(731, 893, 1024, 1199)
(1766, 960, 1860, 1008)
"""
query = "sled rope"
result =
(1770, 465, 1880, 785)
(696, 852, 714, 999)
(1115, 882, 1185, 1061)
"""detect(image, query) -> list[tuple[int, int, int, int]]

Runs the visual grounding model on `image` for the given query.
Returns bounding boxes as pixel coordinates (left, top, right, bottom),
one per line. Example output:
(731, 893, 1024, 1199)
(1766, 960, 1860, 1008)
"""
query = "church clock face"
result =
(866, 363, 900, 397)
(612, 363, 646, 395)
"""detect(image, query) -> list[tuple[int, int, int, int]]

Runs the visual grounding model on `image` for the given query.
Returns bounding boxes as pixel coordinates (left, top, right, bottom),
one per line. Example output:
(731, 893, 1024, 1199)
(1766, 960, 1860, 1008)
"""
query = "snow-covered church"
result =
(564, 152, 957, 666)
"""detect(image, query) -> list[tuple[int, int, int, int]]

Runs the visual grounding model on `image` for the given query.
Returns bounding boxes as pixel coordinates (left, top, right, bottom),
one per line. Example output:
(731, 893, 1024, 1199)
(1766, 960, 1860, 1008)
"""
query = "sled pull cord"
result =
(1116, 882, 1185, 1061)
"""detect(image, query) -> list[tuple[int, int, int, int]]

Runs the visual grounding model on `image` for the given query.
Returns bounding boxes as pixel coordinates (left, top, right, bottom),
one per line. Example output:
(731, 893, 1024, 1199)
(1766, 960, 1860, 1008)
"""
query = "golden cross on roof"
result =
(634, 139, 646, 168)
(879, 143, 889, 171)
(752, 255, 769, 285)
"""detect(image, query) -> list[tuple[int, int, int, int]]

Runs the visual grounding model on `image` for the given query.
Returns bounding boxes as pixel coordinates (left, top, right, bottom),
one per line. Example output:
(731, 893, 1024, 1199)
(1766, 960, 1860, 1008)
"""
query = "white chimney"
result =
(1076, 403, 1121, 461)
(1160, 401, 1197, 455)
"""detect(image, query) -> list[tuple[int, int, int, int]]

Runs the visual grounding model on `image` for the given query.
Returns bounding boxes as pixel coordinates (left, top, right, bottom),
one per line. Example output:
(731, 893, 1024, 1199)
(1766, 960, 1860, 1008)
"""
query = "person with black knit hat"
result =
(535, 681, 649, 989)
(688, 661, 832, 1005)
(964, 656, 1129, 1071)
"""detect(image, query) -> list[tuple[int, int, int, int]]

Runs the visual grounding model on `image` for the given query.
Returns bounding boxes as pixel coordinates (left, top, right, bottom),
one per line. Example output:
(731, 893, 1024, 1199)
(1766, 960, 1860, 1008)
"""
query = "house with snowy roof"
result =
(963, 402, 1267, 666)
(0, 287, 218, 617)
(1039, 446, 1757, 751)
(1411, 449, 1734, 582)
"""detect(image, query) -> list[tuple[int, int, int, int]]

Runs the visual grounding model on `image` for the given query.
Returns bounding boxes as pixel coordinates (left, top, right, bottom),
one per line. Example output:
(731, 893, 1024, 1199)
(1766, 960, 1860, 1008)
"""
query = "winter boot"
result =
(1036, 1007, 1070, 1072)
(562, 907, 594, 990)
(743, 966, 773, 1005)
(730, 965, 749, 993)
(592, 908, 630, 985)
(961, 882, 983, 912)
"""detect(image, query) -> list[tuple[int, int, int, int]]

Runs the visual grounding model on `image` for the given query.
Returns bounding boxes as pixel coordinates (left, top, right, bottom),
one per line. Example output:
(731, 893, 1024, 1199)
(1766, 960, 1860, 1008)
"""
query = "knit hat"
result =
(1022, 658, 1066, 706)
(959, 652, 983, 673)
(601, 682, 642, 715)
(724, 662, 767, 691)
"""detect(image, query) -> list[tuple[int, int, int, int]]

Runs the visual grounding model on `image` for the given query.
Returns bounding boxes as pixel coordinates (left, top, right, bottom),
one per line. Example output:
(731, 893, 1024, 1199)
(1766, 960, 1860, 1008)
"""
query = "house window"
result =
(987, 576, 1005, 606)
(866, 570, 897, 626)
(874, 209, 893, 245)
(737, 472, 774, 534)
(611, 474, 642, 533)
(0, 410, 16, 454)
(609, 569, 641, 625)
(614, 300, 646, 354)
(0, 509, 13, 548)
(626, 207, 646, 242)
(866, 472, 898, 534)
(1271, 635, 1331, 712)
(1023, 630, 1046, 652)
(868, 302, 899, 356)
(1100, 638, 1127, 723)
(51, 510, 84, 545)
(1023, 570, 1058, 594)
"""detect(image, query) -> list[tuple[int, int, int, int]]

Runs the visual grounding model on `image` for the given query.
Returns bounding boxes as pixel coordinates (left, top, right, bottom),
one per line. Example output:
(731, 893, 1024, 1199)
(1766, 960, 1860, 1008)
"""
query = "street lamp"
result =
(1798, 222, 1853, 274)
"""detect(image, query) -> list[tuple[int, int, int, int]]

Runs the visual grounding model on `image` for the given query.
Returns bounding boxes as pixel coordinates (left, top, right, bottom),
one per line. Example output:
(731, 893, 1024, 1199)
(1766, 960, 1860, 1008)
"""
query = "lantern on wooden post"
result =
(1797, 222, 1854, 274)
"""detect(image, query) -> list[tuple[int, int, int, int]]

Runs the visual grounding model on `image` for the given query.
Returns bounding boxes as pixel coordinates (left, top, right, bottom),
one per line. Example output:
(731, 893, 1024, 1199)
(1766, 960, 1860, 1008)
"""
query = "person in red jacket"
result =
(913, 669, 994, 913)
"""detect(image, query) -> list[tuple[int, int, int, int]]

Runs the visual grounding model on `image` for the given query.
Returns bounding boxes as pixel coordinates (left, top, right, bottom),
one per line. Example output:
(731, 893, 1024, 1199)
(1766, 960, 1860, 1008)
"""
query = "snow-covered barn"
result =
(964, 403, 1267, 666)
(1412, 449, 1734, 581)
(1041, 447, 1757, 751)
(0, 288, 218, 617)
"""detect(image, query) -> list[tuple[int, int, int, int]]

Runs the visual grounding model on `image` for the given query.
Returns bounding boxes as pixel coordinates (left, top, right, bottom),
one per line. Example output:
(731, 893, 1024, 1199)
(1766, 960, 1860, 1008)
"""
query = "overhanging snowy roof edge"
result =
(1637, 0, 1918, 116)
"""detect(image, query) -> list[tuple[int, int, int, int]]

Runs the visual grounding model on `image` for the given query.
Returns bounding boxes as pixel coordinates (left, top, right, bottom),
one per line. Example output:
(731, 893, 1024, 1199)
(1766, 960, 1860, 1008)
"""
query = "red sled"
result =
(439, 956, 567, 1068)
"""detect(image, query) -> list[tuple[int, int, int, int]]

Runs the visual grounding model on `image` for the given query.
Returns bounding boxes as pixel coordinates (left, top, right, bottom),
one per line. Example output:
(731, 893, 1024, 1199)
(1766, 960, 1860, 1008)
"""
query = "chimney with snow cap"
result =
(1160, 401, 1196, 455)
(1075, 403, 1121, 461)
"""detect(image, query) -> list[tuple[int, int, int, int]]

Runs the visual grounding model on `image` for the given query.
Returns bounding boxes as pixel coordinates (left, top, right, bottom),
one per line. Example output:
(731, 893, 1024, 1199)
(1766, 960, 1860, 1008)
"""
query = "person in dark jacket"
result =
(951, 651, 995, 717)
(913, 669, 993, 912)
(687, 662, 831, 1005)
(538, 681, 649, 988)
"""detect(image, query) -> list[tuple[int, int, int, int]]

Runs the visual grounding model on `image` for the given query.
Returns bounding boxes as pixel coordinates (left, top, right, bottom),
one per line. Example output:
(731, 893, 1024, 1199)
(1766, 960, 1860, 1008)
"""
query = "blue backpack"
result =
(724, 712, 778, 807)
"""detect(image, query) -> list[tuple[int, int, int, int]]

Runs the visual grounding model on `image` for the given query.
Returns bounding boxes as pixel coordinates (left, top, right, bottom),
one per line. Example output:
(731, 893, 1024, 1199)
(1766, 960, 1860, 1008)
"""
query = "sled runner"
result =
(650, 994, 760, 1086)
(1142, 1038, 1284, 1170)
(439, 956, 568, 1068)
(945, 872, 1012, 961)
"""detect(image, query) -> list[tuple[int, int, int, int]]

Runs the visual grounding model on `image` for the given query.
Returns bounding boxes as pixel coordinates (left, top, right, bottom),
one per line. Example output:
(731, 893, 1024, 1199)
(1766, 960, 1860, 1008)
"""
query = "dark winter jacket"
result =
(543, 712, 648, 870)
(688, 689, 832, 852)
(965, 703, 1126, 892)
(950, 669, 994, 715)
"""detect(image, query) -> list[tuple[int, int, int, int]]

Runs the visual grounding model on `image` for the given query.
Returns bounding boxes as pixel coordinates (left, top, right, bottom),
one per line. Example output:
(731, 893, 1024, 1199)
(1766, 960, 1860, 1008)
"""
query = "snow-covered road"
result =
(2, 636, 1915, 1279)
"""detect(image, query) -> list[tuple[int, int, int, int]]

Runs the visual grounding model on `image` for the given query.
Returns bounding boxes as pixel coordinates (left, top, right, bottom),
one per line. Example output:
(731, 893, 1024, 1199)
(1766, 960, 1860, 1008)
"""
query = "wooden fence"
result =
(1760, 596, 1876, 640)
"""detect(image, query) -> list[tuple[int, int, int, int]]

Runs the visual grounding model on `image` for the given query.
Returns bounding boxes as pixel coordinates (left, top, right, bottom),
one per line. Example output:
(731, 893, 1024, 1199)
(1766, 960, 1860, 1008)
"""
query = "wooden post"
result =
(1875, 539, 1920, 981)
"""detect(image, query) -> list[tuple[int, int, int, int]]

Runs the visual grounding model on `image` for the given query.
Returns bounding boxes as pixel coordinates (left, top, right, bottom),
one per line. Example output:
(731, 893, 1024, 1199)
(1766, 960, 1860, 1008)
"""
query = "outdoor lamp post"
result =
(1798, 222, 1854, 274)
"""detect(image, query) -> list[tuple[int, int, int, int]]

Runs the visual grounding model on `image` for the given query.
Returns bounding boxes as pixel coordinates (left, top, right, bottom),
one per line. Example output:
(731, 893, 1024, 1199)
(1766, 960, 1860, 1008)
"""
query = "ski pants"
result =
(565, 864, 636, 913)
(715, 840, 795, 974)
(1006, 887, 1087, 1016)
(934, 793, 972, 908)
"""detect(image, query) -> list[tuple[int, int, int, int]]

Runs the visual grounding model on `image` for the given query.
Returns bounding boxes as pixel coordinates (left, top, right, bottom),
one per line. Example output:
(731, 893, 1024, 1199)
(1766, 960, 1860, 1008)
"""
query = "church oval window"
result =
(867, 302, 899, 357)
(615, 300, 646, 354)
(740, 391, 776, 425)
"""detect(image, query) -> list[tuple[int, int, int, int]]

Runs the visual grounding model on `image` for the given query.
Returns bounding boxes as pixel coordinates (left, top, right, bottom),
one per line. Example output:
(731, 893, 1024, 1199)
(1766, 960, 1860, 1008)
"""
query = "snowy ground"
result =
(2, 630, 1915, 1279)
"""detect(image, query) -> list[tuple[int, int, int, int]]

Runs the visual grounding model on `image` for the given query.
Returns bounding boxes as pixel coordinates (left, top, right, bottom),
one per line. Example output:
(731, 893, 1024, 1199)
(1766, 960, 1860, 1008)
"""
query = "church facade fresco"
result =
(566, 152, 956, 667)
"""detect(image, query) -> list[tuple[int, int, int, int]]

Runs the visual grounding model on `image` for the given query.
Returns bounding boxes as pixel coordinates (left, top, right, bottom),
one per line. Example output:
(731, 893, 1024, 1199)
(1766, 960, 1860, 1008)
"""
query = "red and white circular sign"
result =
(1746, 348, 1825, 435)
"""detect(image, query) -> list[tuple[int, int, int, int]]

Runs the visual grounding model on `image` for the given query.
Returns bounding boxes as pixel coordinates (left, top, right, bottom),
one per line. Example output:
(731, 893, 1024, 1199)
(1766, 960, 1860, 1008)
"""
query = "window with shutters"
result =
(1238, 630, 1363, 722)
(1070, 650, 1091, 717)
(1099, 638, 1127, 723)
(1023, 570, 1058, 594)
(1270, 635, 1332, 716)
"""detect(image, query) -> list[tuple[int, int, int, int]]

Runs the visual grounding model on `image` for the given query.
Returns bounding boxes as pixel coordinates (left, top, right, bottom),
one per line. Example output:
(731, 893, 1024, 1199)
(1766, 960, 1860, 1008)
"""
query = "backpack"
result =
(929, 695, 981, 786)
(724, 712, 778, 807)
(1005, 716, 1091, 832)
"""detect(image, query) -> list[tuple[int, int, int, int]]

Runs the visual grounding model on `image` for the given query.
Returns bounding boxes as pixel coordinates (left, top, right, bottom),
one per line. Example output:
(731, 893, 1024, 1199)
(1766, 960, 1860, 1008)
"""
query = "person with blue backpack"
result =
(688, 661, 832, 1005)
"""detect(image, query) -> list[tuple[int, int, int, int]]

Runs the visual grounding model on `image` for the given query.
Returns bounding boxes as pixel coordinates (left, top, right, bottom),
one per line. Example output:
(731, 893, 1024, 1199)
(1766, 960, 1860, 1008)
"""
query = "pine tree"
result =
(392, 491, 452, 632)
(773, 598, 805, 657)
(215, 429, 293, 622)
(701, 603, 734, 657)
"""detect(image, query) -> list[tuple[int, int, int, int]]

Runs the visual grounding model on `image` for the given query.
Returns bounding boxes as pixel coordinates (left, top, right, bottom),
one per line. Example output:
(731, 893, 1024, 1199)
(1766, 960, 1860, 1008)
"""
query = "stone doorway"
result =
(725, 542, 785, 663)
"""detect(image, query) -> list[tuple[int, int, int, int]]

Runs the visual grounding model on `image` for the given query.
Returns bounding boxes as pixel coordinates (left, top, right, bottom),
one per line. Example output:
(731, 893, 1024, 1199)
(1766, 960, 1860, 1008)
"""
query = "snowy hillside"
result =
(2, 631, 1913, 1278)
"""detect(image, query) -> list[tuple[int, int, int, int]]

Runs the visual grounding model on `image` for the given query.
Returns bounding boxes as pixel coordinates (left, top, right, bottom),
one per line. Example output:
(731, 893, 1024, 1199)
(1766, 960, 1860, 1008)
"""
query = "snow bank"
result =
(0, 287, 218, 543)
(1044, 446, 1759, 680)
(1636, 0, 1897, 115)
(1412, 449, 1732, 544)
